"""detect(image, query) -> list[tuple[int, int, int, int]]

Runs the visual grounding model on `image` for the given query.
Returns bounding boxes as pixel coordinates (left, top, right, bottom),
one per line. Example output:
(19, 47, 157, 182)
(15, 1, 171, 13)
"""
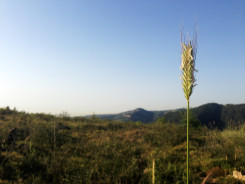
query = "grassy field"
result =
(0, 107, 245, 184)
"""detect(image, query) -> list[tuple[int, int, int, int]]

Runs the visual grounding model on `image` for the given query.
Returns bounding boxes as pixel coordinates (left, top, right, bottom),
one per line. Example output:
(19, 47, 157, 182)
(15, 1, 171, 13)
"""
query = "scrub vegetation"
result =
(0, 107, 245, 184)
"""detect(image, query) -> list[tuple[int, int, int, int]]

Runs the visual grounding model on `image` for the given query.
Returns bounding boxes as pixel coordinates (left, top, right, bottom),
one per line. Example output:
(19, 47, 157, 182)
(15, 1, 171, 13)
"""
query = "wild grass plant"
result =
(180, 25, 198, 184)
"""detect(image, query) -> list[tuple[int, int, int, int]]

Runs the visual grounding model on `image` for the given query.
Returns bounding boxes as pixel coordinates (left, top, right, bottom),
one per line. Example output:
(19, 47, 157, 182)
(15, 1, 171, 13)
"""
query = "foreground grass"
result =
(0, 107, 245, 183)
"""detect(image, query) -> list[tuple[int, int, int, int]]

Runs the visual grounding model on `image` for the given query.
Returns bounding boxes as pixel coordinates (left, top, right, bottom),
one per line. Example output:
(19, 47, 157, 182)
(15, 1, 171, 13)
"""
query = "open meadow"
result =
(0, 107, 245, 183)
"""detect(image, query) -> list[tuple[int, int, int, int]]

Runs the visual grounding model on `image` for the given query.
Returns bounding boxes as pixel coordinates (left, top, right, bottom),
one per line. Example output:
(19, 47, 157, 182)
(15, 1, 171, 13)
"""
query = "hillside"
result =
(93, 108, 174, 123)
(91, 103, 245, 129)
(164, 103, 245, 129)
(94, 108, 153, 123)
(0, 107, 244, 183)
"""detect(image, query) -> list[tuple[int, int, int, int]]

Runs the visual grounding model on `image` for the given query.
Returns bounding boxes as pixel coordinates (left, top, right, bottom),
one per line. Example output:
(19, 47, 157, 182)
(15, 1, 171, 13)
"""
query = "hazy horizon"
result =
(0, 1, 244, 116)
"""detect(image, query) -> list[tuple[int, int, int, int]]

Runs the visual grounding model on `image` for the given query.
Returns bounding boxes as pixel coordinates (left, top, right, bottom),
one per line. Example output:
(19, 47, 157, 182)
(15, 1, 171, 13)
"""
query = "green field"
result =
(0, 107, 245, 184)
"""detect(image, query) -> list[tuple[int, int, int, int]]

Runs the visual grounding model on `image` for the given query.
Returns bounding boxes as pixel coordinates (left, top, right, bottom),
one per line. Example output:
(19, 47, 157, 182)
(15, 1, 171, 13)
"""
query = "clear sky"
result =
(0, 1, 244, 116)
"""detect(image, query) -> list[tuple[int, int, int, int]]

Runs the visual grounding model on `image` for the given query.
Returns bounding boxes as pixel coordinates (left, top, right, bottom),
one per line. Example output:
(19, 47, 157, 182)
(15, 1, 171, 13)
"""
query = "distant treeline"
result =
(164, 103, 245, 129)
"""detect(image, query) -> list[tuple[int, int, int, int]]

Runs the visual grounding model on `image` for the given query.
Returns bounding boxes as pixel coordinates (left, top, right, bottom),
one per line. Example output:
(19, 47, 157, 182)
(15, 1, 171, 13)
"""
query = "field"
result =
(0, 107, 245, 184)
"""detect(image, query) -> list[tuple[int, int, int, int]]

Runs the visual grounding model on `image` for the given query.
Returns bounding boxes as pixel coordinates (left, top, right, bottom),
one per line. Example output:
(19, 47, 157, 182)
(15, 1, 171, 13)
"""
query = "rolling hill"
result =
(92, 108, 181, 123)
(92, 103, 245, 129)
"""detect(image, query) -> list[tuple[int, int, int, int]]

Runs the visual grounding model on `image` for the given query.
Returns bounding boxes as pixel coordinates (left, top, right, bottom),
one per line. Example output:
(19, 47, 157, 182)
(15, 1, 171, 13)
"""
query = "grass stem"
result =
(187, 100, 189, 184)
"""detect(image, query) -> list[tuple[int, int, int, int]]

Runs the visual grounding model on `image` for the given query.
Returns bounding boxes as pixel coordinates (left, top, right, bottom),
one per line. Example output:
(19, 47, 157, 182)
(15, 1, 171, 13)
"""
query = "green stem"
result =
(187, 100, 189, 184)
(152, 159, 155, 184)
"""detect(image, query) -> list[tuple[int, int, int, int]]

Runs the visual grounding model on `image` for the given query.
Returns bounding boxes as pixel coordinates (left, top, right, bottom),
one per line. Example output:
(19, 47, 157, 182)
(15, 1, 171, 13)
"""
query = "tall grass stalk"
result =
(152, 159, 155, 184)
(180, 25, 198, 184)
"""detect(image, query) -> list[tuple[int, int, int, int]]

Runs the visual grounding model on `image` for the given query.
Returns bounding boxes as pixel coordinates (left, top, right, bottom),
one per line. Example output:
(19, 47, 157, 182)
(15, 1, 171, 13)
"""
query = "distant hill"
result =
(92, 103, 245, 129)
(93, 108, 167, 123)
(1, 103, 244, 129)
(164, 103, 245, 129)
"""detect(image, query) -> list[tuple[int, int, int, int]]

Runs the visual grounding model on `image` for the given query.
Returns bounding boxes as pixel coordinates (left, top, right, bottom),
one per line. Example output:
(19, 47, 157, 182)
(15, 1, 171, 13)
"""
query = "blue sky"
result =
(0, 1, 244, 116)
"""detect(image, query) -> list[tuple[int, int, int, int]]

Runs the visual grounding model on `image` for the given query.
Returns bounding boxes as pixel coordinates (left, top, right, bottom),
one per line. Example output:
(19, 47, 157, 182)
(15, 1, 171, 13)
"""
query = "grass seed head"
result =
(181, 39, 197, 102)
